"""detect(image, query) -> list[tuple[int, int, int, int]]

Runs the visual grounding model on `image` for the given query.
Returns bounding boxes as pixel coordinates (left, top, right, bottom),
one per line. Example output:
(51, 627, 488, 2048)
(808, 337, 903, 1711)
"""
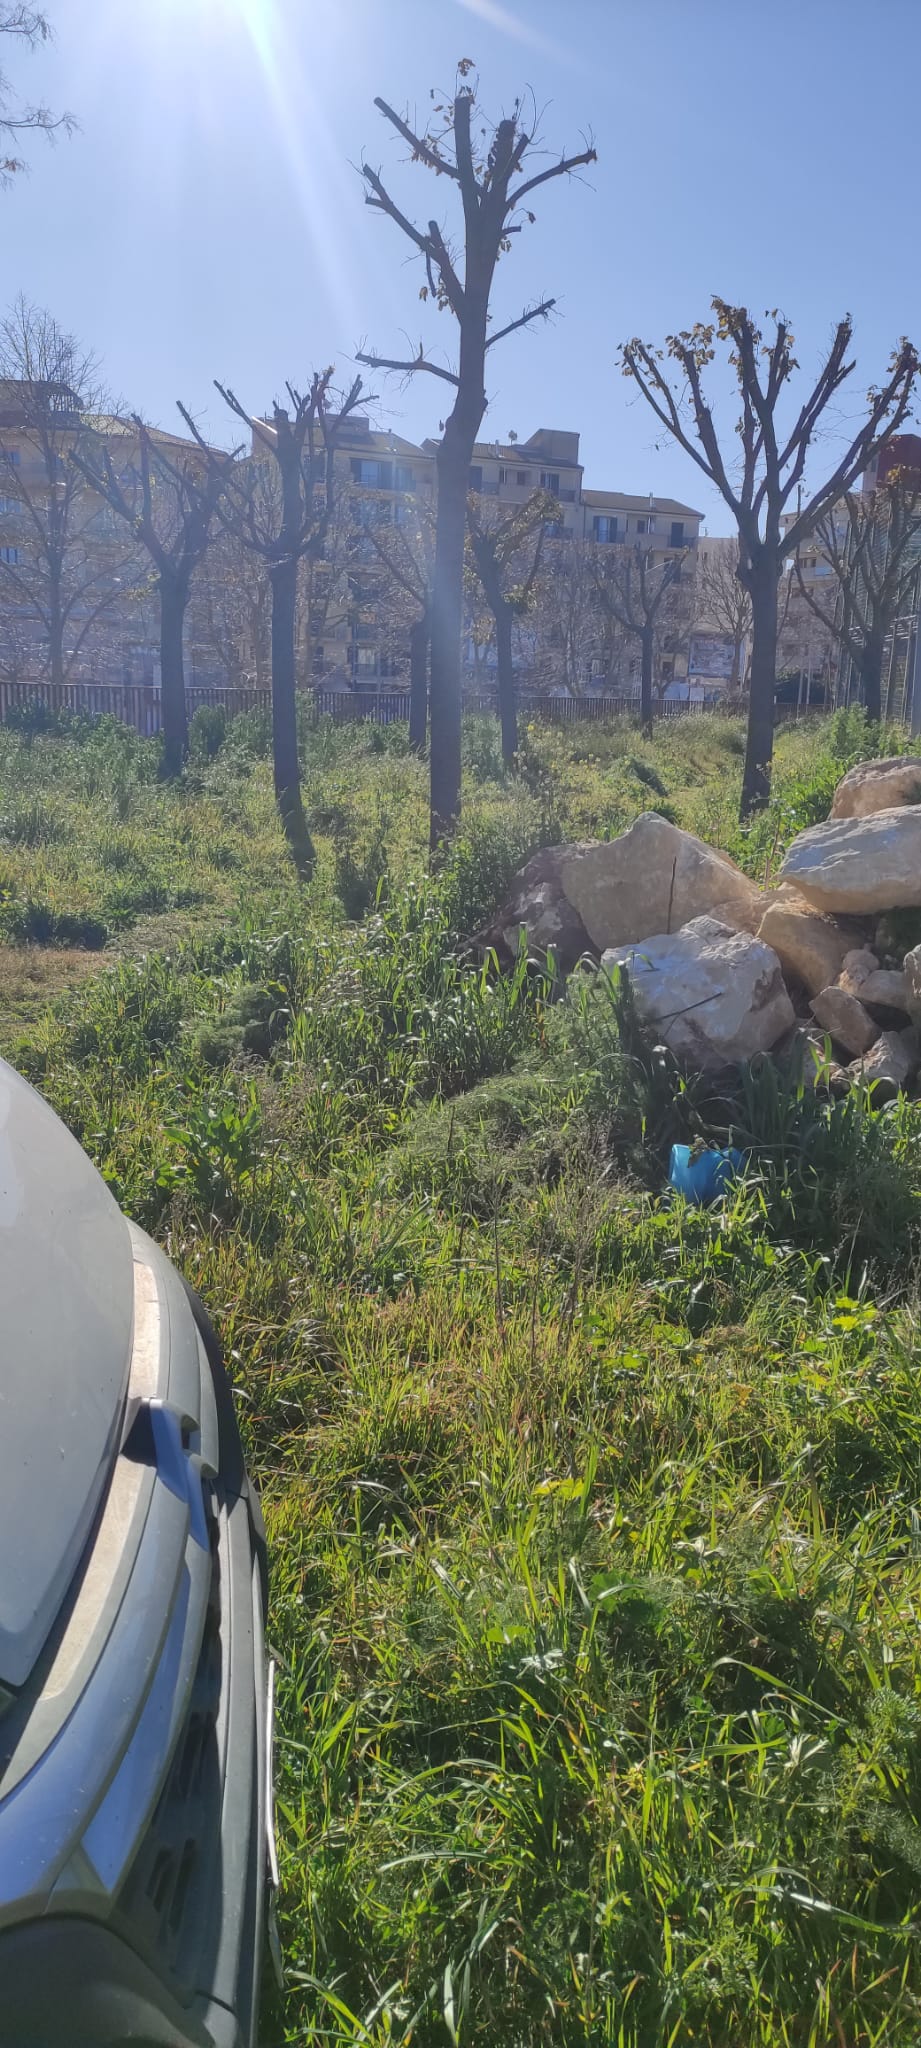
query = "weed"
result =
(7, 711, 921, 2046)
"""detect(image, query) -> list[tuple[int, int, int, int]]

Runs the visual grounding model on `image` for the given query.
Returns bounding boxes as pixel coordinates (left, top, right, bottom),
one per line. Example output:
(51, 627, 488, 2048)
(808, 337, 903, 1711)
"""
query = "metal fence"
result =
(0, 677, 727, 735)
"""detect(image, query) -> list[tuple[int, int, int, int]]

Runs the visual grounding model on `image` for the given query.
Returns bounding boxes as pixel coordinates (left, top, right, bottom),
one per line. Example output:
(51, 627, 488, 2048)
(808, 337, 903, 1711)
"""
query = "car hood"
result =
(0, 1058, 133, 1690)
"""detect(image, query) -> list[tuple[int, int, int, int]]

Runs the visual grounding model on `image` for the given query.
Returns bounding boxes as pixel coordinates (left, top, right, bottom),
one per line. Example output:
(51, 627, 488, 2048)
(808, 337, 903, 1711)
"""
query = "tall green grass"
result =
(6, 708, 921, 2043)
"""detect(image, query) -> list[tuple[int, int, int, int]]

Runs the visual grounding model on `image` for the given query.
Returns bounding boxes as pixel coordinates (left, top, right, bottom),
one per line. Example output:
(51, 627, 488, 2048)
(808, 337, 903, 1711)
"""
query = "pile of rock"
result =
(480, 754, 921, 1091)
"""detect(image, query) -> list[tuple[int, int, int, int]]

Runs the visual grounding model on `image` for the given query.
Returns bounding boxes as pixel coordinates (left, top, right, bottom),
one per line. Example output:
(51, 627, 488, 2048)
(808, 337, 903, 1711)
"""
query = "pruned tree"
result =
(188, 371, 363, 863)
(0, 298, 143, 689)
(72, 416, 239, 774)
(694, 539, 752, 690)
(0, 6, 73, 180)
(592, 542, 689, 736)
(529, 537, 605, 696)
(356, 64, 595, 845)
(621, 302, 918, 815)
(466, 488, 554, 760)
(794, 473, 921, 722)
(194, 523, 271, 690)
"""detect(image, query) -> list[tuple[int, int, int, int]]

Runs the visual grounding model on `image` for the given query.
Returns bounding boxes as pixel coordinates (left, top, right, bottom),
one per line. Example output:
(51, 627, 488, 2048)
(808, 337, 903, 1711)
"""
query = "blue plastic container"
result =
(668, 1143, 745, 1207)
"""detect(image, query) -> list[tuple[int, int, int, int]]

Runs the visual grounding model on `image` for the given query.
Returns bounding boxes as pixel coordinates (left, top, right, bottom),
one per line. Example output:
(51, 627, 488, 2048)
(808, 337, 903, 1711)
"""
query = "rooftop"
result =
(581, 487, 702, 519)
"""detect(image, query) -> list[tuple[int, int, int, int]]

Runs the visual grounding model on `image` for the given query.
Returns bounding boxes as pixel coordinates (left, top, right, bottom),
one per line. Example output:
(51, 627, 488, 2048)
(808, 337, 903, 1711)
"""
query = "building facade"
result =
(0, 385, 705, 700)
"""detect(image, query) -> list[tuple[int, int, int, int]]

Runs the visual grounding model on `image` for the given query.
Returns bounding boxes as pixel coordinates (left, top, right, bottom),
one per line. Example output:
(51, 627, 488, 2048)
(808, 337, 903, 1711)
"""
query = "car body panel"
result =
(0, 1059, 134, 1690)
(0, 1067, 270, 2045)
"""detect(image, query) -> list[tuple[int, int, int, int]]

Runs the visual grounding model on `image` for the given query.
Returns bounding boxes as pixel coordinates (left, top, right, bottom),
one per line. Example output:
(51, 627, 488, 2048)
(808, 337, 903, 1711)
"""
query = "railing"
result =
(0, 679, 272, 735)
(0, 677, 730, 736)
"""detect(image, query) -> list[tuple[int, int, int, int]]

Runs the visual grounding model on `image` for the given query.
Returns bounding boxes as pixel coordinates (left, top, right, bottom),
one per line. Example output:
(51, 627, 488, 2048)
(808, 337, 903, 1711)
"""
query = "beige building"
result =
(581, 488, 699, 559)
(0, 383, 709, 699)
(0, 384, 229, 688)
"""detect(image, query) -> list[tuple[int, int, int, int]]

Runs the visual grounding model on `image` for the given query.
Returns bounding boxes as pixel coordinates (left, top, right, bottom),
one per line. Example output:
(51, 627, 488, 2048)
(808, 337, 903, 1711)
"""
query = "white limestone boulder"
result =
(561, 812, 764, 950)
(602, 915, 794, 1073)
(831, 756, 921, 820)
(810, 985, 879, 1057)
(779, 809, 921, 915)
(837, 947, 879, 993)
(481, 813, 765, 966)
(756, 899, 854, 995)
(848, 1029, 918, 1098)
(853, 968, 910, 1012)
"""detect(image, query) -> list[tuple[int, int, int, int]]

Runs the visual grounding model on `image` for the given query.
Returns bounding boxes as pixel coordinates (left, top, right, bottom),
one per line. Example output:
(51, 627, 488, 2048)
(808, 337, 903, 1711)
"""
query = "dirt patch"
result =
(0, 944, 101, 1052)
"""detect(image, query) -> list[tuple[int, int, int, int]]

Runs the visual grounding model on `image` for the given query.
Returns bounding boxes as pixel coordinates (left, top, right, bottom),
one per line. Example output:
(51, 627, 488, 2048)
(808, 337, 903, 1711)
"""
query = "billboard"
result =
(688, 633, 737, 680)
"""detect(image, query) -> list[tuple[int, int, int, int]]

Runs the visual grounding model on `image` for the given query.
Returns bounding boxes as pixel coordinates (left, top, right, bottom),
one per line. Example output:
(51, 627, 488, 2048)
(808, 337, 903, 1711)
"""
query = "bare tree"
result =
(362, 494, 435, 749)
(794, 473, 921, 722)
(356, 65, 595, 845)
(0, 298, 143, 689)
(529, 537, 605, 696)
(694, 539, 752, 690)
(466, 488, 554, 760)
(621, 302, 918, 815)
(193, 523, 271, 690)
(0, 6, 73, 180)
(188, 372, 363, 863)
(72, 416, 239, 774)
(592, 542, 688, 736)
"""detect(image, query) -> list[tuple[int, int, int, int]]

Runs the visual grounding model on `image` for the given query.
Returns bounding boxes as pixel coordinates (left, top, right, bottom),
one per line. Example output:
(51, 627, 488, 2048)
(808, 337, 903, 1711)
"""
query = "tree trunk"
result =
(408, 612, 428, 753)
(740, 558, 780, 819)
(495, 601, 518, 763)
(730, 632, 743, 691)
(159, 572, 189, 778)
(640, 623, 654, 738)
(430, 434, 468, 845)
(270, 554, 315, 872)
(48, 569, 64, 690)
(858, 631, 884, 724)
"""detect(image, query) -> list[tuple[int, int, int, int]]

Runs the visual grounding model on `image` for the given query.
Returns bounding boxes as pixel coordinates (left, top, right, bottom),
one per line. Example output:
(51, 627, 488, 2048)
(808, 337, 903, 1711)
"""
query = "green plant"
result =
(9, 712, 921, 2047)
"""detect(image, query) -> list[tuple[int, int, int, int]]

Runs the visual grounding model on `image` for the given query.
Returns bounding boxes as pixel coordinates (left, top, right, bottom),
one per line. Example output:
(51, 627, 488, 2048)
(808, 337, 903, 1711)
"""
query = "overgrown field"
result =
(8, 704, 921, 2046)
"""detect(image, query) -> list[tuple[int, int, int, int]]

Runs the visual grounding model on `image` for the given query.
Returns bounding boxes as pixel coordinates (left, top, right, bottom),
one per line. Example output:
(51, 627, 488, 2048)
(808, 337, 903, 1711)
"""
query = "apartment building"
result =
(320, 422, 702, 693)
(0, 382, 227, 688)
(781, 438, 921, 714)
(461, 426, 584, 537)
(0, 382, 706, 697)
(310, 415, 435, 686)
(581, 489, 698, 560)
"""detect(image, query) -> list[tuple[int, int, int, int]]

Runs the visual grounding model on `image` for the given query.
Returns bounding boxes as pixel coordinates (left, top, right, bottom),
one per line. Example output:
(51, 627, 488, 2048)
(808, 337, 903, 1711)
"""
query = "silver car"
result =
(0, 1056, 276, 2046)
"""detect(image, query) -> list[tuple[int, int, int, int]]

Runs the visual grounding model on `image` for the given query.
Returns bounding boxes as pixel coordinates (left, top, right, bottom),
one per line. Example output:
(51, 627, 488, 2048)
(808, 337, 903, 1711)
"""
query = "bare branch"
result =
(509, 143, 597, 209)
(360, 162, 430, 253)
(372, 94, 461, 180)
(485, 298, 556, 351)
(355, 345, 459, 388)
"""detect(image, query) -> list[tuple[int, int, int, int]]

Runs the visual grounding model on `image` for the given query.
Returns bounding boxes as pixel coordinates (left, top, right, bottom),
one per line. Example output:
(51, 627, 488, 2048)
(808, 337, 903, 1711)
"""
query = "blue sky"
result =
(4, 0, 920, 530)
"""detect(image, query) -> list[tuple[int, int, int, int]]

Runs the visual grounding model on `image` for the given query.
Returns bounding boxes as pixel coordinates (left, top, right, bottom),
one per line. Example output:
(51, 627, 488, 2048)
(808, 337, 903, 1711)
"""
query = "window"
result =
(1, 448, 20, 467)
(393, 464, 414, 490)
(516, 469, 527, 487)
(0, 545, 21, 564)
(670, 521, 684, 548)
(350, 457, 392, 489)
(498, 465, 512, 484)
(540, 470, 560, 496)
(0, 495, 19, 514)
(469, 464, 483, 491)
(635, 517, 647, 535)
(593, 515, 619, 544)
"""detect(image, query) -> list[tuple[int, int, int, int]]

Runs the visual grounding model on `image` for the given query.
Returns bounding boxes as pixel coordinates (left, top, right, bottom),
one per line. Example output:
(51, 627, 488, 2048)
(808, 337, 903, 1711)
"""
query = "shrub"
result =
(188, 703, 228, 763)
